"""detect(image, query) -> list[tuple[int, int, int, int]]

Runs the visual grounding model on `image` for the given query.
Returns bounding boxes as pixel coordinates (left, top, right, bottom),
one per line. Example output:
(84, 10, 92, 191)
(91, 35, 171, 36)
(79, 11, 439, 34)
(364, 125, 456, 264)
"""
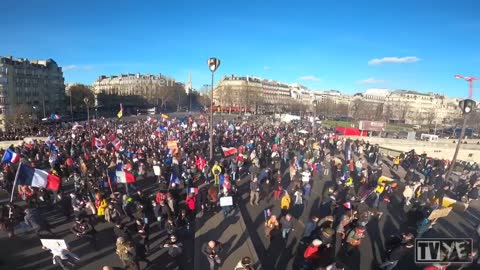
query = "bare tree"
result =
(349, 99, 363, 120)
(424, 110, 437, 128)
(337, 103, 350, 117)
(374, 103, 384, 121)
(152, 80, 175, 110)
(383, 103, 393, 123)
(68, 84, 94, 112)
(398, 103, 411, 124)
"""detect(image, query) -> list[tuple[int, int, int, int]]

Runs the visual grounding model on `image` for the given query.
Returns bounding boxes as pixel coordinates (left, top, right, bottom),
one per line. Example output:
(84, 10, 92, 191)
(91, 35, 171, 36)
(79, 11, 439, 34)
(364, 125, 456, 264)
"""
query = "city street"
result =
(235, 154, 480, 270)
(0, 181, 195, 270)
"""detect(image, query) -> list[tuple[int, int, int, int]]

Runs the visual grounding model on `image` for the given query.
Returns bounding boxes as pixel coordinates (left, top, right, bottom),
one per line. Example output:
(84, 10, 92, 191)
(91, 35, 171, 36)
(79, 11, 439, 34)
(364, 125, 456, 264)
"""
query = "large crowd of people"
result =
(0, 113, 478, 270)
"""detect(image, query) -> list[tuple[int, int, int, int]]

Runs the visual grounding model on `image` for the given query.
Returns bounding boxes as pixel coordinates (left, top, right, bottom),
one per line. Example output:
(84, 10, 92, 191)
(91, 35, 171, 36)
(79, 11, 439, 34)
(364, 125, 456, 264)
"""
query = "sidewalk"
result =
(195, 209, 260, 270)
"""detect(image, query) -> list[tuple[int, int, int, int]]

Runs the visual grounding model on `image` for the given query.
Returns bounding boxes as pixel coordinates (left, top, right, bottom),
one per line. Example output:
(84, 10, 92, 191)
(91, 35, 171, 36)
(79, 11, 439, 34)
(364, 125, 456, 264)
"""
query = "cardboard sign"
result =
(167, 140, 178, 154)
(428, 207, 452, 221)
(153, 165, 161, 176)
(41, 239, 67, 250)
(220, 196, 233, 207)
(117, 129, 123, 134)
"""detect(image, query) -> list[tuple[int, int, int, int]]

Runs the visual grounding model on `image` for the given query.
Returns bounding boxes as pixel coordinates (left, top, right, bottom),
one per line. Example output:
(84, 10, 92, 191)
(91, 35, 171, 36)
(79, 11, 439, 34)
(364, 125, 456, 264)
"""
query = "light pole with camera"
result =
(207, 57, 221, 160)
(84, 97, 91, 137)
(444, 98, 476, 182)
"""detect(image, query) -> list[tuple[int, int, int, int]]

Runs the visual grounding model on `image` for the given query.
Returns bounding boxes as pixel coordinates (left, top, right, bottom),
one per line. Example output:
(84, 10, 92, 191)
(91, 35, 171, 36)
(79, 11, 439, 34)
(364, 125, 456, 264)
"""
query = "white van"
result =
(420, 133, 439, 142)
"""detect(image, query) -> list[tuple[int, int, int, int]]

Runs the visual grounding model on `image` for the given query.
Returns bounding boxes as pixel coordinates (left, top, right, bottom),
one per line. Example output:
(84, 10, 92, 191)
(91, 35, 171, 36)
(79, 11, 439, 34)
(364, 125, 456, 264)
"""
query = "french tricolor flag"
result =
(16, 163, 61, 191)
(50, 113, 61, 121)
(2, 149, 20, 164)
(115, 170, 136, 184)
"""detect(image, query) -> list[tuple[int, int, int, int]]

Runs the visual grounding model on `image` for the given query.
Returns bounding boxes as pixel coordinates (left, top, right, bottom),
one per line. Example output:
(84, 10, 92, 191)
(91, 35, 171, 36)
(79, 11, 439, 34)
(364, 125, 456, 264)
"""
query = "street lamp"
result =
(444, 96, 477, 182)
(455, 74, 479, 99)
(84, 97, 90, 136)
(207, 57, 221, 160)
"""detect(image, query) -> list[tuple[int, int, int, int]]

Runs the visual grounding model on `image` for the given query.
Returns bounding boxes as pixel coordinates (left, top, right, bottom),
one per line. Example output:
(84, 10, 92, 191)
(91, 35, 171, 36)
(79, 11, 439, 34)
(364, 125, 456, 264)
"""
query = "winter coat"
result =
(96, 199, 108, 216)
(281, 194, 291, 210)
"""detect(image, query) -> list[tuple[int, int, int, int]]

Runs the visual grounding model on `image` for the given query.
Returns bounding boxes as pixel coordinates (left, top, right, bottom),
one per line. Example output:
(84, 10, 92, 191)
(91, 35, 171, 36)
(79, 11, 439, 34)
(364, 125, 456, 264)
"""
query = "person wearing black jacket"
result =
(113, 222, 133, 241)
(135, 218, 150, 253)
(202, 240, 223, 270)
(24, 208, 55, 237)
(163, 235, 184, 269)
(379, 241, 414, 270)
(71, 217, 97, 249)
(165, 217, 177, 236)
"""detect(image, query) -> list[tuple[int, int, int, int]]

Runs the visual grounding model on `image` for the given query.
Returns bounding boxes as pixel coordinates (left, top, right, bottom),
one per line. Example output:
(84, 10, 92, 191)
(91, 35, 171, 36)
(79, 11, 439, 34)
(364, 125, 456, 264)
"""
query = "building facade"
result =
(214, 75, 293, 113)
(92, 73, 184, 109)
(214, 74, 465, 125)
(350, 89, 463, 125)
(385, 90, 462, 125)
(0, 56, 65, 130)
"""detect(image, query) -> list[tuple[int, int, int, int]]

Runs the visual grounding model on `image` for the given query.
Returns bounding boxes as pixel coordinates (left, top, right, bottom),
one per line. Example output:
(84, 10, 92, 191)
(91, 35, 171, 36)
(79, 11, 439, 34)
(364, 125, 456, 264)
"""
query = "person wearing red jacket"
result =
(186, 193, 196, 218)
(195, 156, 206, 172)
(303, 239, 322, 261)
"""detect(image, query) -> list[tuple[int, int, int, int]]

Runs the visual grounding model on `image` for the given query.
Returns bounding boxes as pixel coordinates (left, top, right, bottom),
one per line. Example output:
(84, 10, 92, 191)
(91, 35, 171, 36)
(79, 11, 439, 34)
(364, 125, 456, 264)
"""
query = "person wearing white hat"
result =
(304, 239, 323, 261)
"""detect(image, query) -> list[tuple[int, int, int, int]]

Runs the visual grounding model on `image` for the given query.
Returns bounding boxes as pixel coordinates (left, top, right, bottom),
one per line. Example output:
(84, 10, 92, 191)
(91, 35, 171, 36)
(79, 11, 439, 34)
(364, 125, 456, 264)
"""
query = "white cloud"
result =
(62, 65, 94, 71)
(368, 56, 420, 65)
(263, 66, 270, 70)
(358, 78, 386, 84)
(63, 65, 78, 71)
(299, 75, 320, 82)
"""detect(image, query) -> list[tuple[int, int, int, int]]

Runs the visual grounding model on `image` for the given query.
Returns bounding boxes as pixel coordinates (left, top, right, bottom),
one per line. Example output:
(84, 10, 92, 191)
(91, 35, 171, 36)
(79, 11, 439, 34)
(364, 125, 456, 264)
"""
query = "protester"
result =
(264, 214, 279, 239)
(115, 237, 139, 270)
(71, 216, 97, 249)
(280, 214, 294, 240)
(163, 235, 184, 269)
(201, 240, 223, 270)
(1, 112, 478, 270)
(234, 256, 254, 270)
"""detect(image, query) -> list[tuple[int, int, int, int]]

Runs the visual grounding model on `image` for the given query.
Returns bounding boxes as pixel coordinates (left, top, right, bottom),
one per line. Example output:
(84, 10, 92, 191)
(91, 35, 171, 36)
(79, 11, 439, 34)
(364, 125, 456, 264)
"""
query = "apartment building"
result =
(0, 56, 65, 130)
(214, 75, 293, 113)
(92, 73, 184, 108)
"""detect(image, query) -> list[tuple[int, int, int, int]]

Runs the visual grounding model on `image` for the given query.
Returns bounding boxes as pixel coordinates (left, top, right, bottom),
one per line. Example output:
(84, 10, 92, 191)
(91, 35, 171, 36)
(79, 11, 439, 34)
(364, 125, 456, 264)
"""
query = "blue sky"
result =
(2, 0, 480, 99)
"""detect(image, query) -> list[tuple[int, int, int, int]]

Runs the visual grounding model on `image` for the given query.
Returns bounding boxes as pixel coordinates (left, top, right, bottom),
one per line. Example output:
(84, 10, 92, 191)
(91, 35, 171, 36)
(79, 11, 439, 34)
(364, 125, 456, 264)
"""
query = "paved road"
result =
(194, 209, 259, 270)
(236, 154, 480, 270)
(0, 181, 195, 270)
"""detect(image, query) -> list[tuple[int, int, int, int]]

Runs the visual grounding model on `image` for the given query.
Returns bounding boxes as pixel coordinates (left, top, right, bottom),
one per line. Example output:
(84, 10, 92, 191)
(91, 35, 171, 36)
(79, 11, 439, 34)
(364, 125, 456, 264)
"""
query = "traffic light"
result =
(459, 99, 477, 114)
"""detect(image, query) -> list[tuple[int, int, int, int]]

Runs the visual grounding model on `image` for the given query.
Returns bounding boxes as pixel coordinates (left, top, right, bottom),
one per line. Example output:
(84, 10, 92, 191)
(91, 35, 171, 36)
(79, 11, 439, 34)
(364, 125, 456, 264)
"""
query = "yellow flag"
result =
(161, 113, 169, 119)
(117, 104, 123, 118)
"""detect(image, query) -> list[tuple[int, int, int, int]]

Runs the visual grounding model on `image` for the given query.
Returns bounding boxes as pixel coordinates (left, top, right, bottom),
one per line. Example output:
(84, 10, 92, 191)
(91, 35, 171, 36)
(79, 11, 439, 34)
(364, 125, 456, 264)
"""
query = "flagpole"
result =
(10, 162, 22, 203)
(106, 169, 114, 194)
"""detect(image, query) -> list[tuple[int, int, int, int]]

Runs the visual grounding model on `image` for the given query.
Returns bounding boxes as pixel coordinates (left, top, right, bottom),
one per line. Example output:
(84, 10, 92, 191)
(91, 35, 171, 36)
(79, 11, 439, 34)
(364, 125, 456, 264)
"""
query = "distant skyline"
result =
(2, 0, 480, 100)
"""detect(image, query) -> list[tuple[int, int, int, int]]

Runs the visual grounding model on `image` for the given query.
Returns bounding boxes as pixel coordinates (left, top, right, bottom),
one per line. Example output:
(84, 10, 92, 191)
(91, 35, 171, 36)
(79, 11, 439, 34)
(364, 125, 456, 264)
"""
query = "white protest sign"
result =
(153, 165, 161, 176)
(41, 239, 67, 250)
(220, 196, 233, 207)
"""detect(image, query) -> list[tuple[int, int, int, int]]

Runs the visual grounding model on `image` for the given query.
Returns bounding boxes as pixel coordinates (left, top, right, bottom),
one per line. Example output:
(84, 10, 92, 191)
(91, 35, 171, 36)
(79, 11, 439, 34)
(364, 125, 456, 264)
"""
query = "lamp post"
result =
(84, 97, 90, 136)
(444, 97, 477, 183)
(207, 57, 221, 161)
(455, 74, 478, 99)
